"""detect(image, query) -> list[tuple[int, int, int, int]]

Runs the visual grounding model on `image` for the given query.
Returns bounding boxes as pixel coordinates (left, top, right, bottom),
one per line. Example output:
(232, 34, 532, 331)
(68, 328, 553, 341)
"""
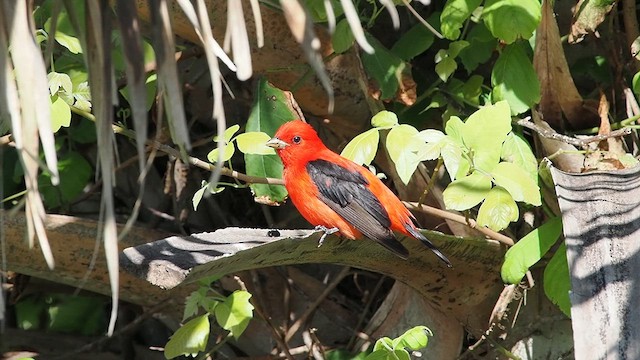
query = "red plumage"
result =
(266, 120, 451, 266)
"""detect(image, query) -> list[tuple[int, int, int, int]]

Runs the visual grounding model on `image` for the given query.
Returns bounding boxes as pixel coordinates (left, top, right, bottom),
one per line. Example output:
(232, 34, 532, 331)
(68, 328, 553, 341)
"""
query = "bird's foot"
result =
(314, 225, 339, 247)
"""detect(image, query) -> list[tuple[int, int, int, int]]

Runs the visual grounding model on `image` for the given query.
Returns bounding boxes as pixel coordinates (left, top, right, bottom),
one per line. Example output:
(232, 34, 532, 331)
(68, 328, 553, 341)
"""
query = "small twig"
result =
(403, 201, 515, 246)
(516, 118, 632, 147)
(284, 266, 351, 342)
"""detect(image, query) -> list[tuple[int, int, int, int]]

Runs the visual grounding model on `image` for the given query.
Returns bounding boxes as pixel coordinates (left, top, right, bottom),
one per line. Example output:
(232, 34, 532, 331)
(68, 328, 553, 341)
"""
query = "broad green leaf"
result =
(235, 132, 276, 155)
(362, 35, 405, 99)
(501, 216, 563, 284)
(491, 162, 541, 205)
(214, 290, 254, 339)
(483, 0, 541, 44)
(492, 42, 541, 115)
(45, 11, 83, 54)
(435, 56, 457, 82)
(47, 72, 73, 95)
(222, 124, 241, 142)
(39, 151, 92, 208)
(365, 350, 410, 360)
(183, 288, 208, 321)
(441, 0, 483, 40)
(544, 242, 571, 317)
(441, 139, 469, 180)
(633, 71, 640, 97)
(50, 95, 71, 133)
(68, 118, 97, 144)
(193, 182, 224, 210)
(306, 0, 344, 22)
(372, 337, 394, 352)
(120, 73, 158, 111)
(386, 125, 422, 184)
(332, 19, 355, 53)
(444, 116, 465, 144)
(477, 186, 519, 231)
(416, 129, 446, 143)
(501, 132, 538, 181)
(443, 172, 492, 210)
(391, 23, 435, 60)
(392, 326, 432, 351)
(461, 75, 484, 106)
(459, 22, 498, 72)
(46, 295, 106, 336)
(245, 79, 294, 204)
(164, 314, 210, 359)
(341, 128, 380, 166)
(371, 110, 399, 128)
(325, 349, 368, 360)
(207, 142, 235, 163)
(462, 101, 511, 152)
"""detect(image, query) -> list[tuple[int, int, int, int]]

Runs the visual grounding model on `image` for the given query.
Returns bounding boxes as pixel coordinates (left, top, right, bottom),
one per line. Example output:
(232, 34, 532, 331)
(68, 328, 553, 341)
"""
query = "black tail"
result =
(405, 225, 452, 268)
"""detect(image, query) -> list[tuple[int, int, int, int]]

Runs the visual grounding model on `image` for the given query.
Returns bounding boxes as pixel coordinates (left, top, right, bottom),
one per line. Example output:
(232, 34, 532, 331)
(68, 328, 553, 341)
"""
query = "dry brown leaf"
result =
(534, 0, 597, 130)
(569, 0, 615, 44)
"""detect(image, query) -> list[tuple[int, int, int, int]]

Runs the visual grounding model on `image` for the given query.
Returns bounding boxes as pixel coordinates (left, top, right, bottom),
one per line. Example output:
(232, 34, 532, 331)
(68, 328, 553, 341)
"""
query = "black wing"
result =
(307, 159, 409, 259)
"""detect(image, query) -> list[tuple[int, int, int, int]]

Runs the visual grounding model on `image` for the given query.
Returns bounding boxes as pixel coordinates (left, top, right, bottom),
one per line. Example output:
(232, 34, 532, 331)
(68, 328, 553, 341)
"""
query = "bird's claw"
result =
(314, 225, 339, 247)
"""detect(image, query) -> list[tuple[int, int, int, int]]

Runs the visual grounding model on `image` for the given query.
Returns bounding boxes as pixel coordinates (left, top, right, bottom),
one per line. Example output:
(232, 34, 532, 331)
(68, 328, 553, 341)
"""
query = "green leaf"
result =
(461, 75, 484, 106)
(207, 142, 235, 163)
(39, 151, 92, 208)
(501, 132, 538, 181)
(47, 72, 73, 95)
(372, 337, 394, 352)
(164, 314, 210, 359)
(632, 71, 640, 97)
(443, 172, 492, 210)
(491, 162, 541, 206)
(386, 124, 422, 185)
(391, 23, 435, 60)
(306, 0, 344, 22)
(245, 80, 295, 204)
(120, 73, 157, 111)
(214, 290, 254, 339)
(223, 124, 241, 142)
(462, 101, 512, 153)
(444, 116, 465, 143)
(483, 0, 541, 44)
(393, 326, 432, 351)
(415, 129, 446, 161)
(45, 11, 83, 54)
(441, 0, 483, 40)
(462, 101, 511, 171)
(501, 216, 563, 284)
(340, 128, 380, 166)
(183, 288, 208, 321)
(332, 19, 355, 54)
(543, 242, 571, 317)
(371, 110, 399, 128)
(68, 118, 97, 144)
(435, 56, 457, 82)
(441, 139, 469, 180)
(50, 95, 71, 133)
(492, 42, 541, 115)
(235, 132, 276, 155)
(477, 186, 519, 231)
(459, 22, 498, 72)
(362, 35, 405, 99)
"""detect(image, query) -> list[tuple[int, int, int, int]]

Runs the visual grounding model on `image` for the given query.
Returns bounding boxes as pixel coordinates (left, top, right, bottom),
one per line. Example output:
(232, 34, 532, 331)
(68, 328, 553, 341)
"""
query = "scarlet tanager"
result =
(266, 120, 452, 267)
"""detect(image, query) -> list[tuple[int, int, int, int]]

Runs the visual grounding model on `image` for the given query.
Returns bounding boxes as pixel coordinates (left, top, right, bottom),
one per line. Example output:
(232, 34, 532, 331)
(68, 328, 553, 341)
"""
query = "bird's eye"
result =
(292, 135, 301, 144)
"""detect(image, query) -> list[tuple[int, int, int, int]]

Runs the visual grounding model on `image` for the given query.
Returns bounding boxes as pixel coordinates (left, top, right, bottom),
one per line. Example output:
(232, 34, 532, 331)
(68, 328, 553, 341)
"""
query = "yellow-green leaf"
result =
(341, 128, 380, 166)
(443, 172, 492, 210)
(477, 186, 519, 231)
(371, 110, 399, 128)
(386, 124, 422, 184)
(235, 132, 275, 155)
(502, 217, 563, 284)
(164, 314, 210, 359)
(491, 161, 541, 205)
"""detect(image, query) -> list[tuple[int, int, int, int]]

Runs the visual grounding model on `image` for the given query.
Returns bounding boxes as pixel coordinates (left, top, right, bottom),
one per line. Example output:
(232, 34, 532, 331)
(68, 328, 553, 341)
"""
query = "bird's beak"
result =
(266, 137, 288, 149)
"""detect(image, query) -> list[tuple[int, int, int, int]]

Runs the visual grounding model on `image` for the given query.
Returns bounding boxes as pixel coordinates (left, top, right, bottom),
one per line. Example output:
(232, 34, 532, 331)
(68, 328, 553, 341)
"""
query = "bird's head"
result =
(266, 120, 325, 166)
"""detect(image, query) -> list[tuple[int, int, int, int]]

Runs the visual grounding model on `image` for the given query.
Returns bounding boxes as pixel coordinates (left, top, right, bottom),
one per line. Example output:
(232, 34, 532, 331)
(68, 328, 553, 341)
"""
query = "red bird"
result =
(266, 120, 451, 266)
